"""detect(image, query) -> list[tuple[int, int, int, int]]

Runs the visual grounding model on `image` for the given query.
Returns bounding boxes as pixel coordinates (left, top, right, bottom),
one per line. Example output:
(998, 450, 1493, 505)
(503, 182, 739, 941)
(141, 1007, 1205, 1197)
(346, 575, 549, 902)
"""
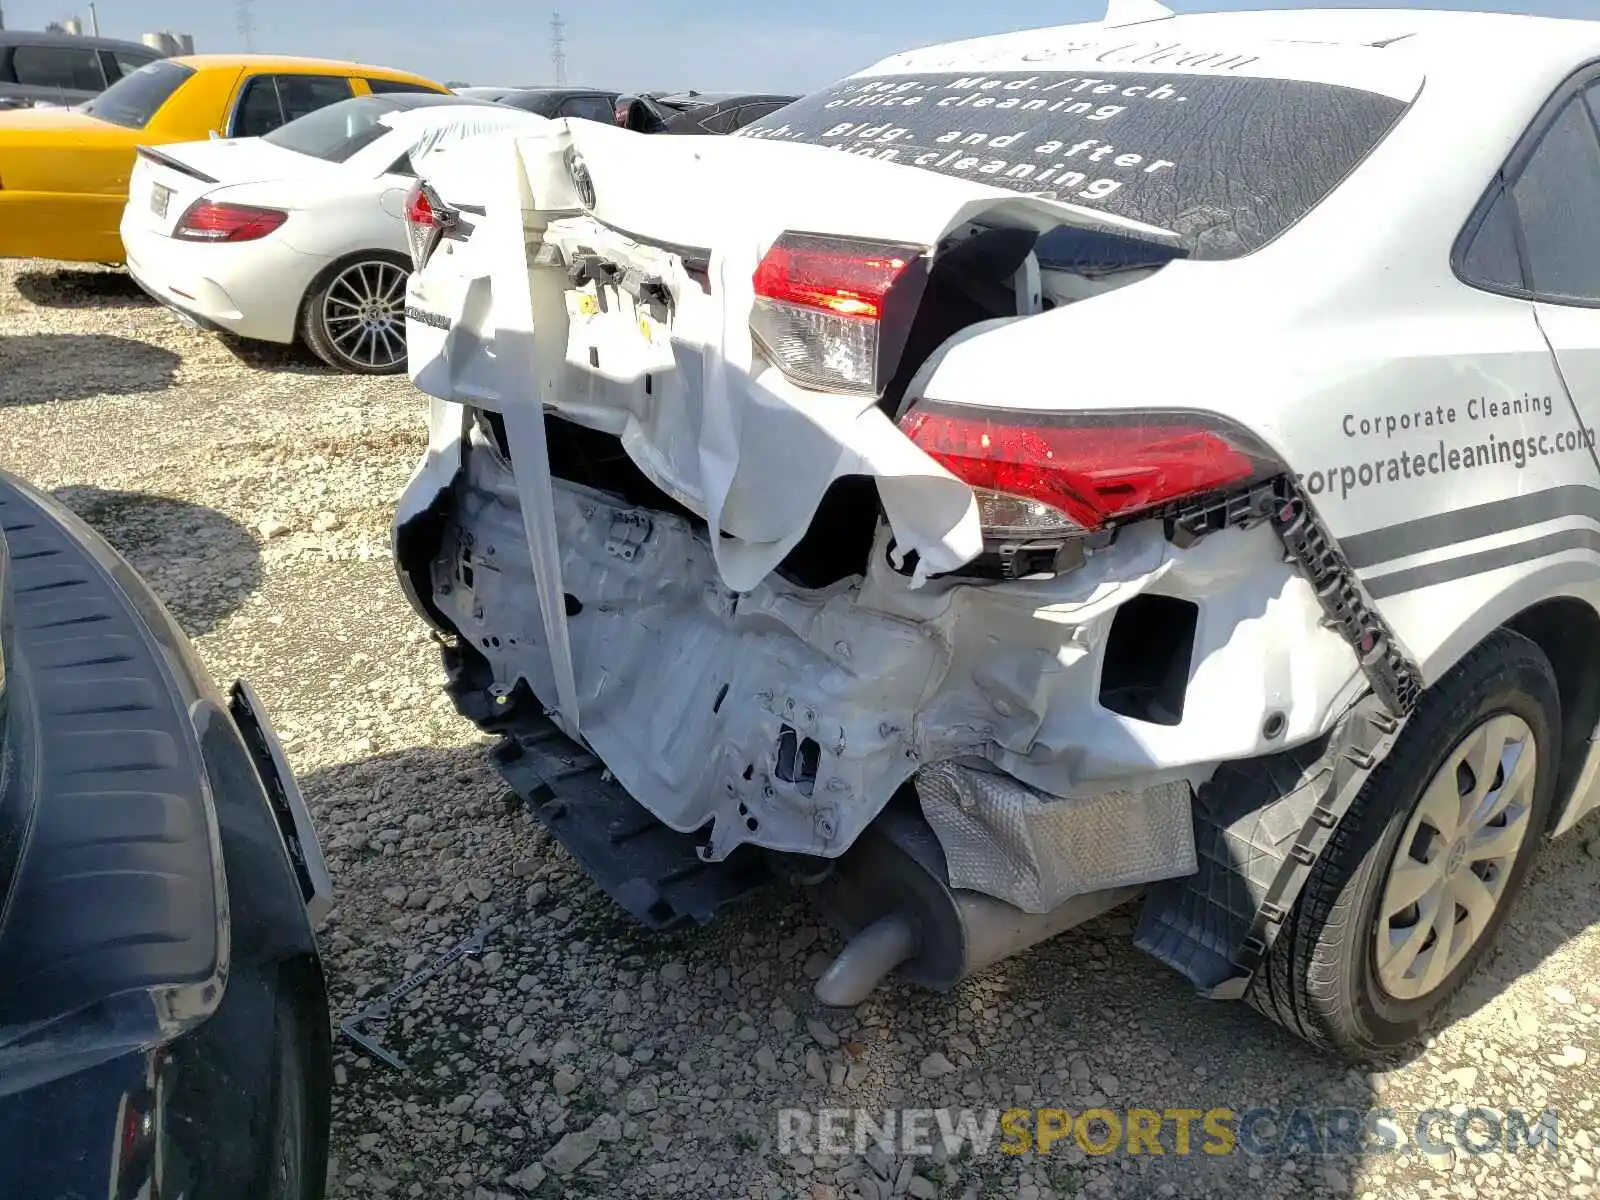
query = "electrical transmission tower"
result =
(237, 0, 256, 51)
(550, 11, 567, 86)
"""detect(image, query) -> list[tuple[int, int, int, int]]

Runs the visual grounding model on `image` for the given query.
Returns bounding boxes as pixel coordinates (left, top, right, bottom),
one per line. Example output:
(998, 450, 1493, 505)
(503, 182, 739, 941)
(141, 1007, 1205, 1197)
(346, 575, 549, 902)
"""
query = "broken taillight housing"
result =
(404, 180, 454, 271)
(899, 400, 1280, 538)
(172, 200, 287, 243)
(750, 232, 926, 395)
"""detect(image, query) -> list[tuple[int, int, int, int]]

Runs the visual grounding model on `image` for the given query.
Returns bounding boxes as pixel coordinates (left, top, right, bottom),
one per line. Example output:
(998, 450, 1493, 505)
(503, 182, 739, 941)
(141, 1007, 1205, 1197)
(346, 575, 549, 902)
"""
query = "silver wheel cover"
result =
(1374, 712, 1535, 1001)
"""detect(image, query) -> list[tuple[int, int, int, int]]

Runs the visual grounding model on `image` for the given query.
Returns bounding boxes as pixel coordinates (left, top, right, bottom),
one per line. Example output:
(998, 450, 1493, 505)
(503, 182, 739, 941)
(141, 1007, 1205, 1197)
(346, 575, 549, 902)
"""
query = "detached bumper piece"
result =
(1134, 694, 1407, 999)
(442, 643, 769, 929)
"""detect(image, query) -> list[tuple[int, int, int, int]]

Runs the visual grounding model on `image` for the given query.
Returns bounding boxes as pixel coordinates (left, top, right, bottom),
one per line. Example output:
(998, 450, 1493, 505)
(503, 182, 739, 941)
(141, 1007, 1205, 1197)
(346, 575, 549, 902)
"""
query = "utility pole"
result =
(88, 1, 99, 35)
(236, 0, 256, 51)
(550, 11, 567, 86)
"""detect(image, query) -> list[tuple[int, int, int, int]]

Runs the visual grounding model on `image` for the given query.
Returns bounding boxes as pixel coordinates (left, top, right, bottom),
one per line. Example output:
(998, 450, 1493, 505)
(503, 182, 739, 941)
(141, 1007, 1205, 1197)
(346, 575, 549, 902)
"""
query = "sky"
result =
(3, 0, 1600, 94)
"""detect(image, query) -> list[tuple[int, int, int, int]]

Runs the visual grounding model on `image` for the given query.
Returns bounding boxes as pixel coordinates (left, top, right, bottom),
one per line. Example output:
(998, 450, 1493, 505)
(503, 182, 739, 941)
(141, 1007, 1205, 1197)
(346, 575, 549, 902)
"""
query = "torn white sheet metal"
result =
(486, 138, 580, 733)
(441, 120, 1188, 596)
(425, 425, 1366, 861)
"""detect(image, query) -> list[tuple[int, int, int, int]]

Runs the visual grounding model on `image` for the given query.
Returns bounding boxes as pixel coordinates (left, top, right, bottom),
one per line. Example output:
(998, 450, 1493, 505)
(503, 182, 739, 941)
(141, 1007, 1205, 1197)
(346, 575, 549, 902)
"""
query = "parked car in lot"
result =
(0, 471, 332, 1197)
(0, 29, 163, 110)
(123, 91, 545, 374)
(661, 93, 797, 133)
(614, 90, 796, 133)
(453, 85, 619, 123)
(0, 54, 448, 264)
(396, 4, 1600, 1061)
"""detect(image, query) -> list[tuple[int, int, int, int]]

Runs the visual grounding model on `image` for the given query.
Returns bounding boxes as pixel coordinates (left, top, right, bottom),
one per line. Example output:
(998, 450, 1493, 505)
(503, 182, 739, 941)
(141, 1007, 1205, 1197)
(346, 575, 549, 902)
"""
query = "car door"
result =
(228, 73, 355, 138)
(1515, 80, 1600, 455)
(1346, 88, 1600, 678)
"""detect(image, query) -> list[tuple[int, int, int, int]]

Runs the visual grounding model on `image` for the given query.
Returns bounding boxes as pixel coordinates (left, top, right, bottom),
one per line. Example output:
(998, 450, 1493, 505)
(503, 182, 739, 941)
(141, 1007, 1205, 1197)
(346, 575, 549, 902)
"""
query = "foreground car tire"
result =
(300, 253, 411, 375)
(1249, 628, 1558, 1058)
(263, 982, 329, 1200)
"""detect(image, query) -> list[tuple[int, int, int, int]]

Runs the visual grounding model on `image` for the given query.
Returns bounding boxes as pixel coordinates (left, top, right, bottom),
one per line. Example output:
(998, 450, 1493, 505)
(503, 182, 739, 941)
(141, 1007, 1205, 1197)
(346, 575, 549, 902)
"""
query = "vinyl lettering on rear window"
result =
(740, 71, 1409, 259)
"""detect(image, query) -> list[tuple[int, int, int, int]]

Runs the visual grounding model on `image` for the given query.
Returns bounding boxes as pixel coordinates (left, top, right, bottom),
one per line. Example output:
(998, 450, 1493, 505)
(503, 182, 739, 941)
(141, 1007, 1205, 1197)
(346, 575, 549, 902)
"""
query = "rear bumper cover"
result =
(0, 470, 328, 1092)
(121, 221, 321, 345)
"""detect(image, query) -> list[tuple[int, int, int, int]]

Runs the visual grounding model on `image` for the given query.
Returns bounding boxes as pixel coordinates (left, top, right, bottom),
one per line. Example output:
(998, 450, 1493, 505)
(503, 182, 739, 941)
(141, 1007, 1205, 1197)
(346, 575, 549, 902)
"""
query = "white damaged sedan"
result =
(120, 92, 547, 373)
(393, 3, 1600, 1058)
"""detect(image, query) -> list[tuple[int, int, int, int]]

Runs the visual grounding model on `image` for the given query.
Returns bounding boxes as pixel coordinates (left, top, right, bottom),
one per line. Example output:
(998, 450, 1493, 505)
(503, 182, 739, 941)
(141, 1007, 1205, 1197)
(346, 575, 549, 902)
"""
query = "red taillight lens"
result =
(900, 401, 1276, 536)
(172, 200, 287, 243)
(404, 180, 449, 271)
(404, 180, 435, 227)
(750, 232, 923, 395)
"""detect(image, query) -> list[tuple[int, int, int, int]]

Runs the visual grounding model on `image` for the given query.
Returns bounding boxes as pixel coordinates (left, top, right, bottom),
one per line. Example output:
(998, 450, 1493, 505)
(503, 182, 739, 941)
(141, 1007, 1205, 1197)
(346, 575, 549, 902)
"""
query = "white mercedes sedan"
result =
(121, 92, 546, 374)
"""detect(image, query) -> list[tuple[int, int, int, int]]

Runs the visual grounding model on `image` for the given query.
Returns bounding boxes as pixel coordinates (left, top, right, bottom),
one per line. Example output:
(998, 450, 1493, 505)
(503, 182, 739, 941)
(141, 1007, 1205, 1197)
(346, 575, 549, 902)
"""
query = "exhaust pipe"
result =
(806, 797, 1140, 1005)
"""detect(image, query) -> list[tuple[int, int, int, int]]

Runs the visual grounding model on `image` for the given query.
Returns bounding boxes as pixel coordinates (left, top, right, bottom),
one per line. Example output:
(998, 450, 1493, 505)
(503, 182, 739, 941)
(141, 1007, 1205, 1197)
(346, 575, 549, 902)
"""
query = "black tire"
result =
(298, 252, 411, 376)
(1248, 628, 1560, 1059)
(262, 982, 331, 1200)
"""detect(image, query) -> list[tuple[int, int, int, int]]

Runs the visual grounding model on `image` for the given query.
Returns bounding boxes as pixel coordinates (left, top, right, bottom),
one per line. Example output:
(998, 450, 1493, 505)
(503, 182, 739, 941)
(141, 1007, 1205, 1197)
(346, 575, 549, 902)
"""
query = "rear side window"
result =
(560, 95, 615, 123)
(12, 44, 106, 91)
(741, 71, 1411, 260)
(366, 78, 441, 95)
(499, 93, 559, 117)
(234, 74, 356, 137)
(277, 75, 356, 123)
(262, 95, 405, 161)
(1456, 83, 1600, 306)
(1511, 96, 1600, 303)
(80, 59, 194, 128)
(728, 101, 788, 131)
(233, 76, 285, 137)
(1457, 188, 1523, 293)
(108, 51, 158, 80)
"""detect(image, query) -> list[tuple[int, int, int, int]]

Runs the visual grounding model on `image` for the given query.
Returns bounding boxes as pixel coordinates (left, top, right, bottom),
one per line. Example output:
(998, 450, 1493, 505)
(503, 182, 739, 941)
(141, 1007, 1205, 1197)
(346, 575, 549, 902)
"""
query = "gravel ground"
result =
(5, 257, 1600, 1200)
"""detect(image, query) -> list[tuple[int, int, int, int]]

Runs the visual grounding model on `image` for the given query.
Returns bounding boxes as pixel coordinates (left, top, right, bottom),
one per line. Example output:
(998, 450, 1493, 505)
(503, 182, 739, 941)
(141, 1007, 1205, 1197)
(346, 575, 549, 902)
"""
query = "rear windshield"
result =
(262, 93, 468, 162)
(739, 70, 1410, 259)
(80, 59, 195, 129)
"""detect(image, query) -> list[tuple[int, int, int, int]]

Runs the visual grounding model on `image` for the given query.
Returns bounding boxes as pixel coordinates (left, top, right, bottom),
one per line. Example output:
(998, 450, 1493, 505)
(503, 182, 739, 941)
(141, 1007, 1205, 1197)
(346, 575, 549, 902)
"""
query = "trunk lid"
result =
(127, 138, 332, 238)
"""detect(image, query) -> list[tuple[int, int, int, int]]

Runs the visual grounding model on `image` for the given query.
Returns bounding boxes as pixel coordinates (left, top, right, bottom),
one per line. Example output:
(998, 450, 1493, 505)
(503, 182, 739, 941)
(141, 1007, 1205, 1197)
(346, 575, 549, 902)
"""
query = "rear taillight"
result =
(172, 200, 286, 243)
(750, 232, 925, 395)
(900, 400, 1279, 538)
(404, 180, 454, 271)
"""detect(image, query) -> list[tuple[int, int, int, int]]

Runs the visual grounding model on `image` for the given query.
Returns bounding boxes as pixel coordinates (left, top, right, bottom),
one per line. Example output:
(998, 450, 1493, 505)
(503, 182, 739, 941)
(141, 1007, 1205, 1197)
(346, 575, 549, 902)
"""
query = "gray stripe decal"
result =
(1342, 484, 1600, 569)
(1363, 526, 1600, 599)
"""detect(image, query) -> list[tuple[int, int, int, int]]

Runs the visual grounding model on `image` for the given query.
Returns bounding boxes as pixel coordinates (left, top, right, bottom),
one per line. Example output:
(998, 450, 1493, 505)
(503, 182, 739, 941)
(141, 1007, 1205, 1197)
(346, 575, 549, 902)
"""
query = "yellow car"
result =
(0, 54, 448, 264)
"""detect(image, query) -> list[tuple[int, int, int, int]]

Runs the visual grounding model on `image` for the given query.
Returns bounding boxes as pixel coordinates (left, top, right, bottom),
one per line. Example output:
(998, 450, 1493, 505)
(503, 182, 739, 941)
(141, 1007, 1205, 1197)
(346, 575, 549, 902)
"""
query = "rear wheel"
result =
(299, 254, 410, 375)
(262, 982, 328, 1200)
(1249, 628, 1559, 1059)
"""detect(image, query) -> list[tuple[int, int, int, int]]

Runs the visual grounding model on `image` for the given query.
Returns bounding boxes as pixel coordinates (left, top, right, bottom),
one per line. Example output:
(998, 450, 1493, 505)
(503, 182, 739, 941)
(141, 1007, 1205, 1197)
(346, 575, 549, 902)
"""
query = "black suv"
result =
(0, 30, 162, 109)
(0, 472, 333, 1198)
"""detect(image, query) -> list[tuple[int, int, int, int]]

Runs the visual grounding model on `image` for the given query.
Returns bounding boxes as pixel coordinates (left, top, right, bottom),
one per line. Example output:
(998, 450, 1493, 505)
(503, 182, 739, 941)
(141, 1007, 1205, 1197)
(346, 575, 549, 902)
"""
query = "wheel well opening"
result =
(1506, 597, 1600, 828)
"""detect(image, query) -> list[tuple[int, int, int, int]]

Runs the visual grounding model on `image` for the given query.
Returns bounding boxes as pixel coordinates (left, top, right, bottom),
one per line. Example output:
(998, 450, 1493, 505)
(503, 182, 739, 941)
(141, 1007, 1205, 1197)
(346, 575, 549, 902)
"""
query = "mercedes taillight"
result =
(750, 232, 927, 396)
(172, 200, 286, 243)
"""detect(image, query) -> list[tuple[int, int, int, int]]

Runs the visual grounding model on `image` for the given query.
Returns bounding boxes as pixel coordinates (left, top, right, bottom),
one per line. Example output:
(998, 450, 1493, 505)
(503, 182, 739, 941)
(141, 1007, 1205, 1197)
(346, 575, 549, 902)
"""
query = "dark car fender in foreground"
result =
(0, 471, 333, 1200)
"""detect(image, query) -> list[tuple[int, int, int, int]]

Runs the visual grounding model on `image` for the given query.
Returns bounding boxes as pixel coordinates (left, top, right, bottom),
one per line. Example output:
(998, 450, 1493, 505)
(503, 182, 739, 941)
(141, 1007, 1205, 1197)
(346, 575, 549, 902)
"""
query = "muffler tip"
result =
(814, 913, 917, 1008)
